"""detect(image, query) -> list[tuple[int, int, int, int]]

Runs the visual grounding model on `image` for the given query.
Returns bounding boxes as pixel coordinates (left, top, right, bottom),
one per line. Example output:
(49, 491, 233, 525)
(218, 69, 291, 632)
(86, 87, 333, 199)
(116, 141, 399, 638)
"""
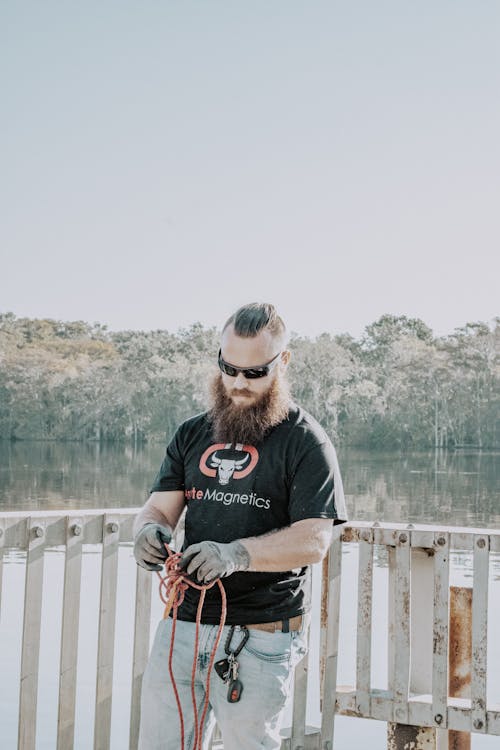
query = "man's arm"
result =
(181, 517, 339, 583)
(133, 490, 186, 536)
(240, 517, 335, 571)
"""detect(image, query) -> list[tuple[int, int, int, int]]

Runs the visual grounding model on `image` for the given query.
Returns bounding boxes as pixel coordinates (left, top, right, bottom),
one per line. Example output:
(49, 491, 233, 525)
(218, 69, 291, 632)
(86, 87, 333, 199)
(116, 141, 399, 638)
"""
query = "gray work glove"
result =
(133, 523, 172, 571)
(180, 540, 250, 584)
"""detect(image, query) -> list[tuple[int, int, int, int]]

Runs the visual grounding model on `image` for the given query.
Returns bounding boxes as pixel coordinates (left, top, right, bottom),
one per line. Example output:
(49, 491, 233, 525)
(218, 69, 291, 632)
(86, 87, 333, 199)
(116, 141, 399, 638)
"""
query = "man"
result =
(134, 302, 347, 750)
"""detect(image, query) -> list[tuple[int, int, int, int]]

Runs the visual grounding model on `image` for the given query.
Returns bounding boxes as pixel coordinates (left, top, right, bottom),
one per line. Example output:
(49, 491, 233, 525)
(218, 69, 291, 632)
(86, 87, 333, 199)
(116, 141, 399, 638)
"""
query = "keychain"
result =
(214, 625, 249, 703)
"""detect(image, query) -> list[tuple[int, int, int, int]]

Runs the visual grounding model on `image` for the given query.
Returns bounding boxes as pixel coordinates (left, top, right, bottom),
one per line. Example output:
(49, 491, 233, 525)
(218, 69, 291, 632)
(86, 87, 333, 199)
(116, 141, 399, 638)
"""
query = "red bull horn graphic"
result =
(199, 443, 259, 485)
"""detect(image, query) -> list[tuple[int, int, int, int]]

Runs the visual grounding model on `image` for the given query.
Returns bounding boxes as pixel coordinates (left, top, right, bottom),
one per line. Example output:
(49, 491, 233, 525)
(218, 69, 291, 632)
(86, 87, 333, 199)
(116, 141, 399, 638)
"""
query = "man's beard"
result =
(208, 373, 291, 446)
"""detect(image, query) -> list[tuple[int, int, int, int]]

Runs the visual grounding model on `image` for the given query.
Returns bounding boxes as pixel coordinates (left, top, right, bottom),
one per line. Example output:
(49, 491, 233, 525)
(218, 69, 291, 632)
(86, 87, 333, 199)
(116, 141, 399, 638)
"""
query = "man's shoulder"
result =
(180, 411, 210, 428)
(279, 403, 332, 447)
(174, 411, 211, 440)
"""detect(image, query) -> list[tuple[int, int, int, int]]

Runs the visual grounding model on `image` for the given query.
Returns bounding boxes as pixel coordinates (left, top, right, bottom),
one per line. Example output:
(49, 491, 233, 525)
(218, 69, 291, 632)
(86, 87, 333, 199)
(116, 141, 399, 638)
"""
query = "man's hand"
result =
(133, 523, 172, 571)
(180, 540, 250, 584)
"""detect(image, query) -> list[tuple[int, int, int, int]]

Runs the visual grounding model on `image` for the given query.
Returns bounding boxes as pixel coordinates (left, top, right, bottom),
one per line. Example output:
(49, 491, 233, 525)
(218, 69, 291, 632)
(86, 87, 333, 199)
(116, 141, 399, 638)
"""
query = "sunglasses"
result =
(217, 349, 282, 379)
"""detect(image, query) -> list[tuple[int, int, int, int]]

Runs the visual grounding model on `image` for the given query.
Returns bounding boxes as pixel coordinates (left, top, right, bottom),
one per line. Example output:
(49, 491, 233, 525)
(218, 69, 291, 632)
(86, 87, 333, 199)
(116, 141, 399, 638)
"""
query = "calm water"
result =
(1, 441, 499, 749)
(0, 441, 498, 527)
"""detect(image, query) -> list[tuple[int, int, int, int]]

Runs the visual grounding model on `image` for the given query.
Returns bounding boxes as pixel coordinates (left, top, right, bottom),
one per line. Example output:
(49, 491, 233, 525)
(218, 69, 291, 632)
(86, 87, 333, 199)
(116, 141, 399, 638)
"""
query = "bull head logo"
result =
(199, 443, 259, 484)
(210, 452, 249, 485)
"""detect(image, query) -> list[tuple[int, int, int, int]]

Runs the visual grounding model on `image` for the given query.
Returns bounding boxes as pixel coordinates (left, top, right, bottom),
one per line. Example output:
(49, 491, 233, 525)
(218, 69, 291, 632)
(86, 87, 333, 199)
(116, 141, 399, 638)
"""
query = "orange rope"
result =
(156, 545, 227, 750)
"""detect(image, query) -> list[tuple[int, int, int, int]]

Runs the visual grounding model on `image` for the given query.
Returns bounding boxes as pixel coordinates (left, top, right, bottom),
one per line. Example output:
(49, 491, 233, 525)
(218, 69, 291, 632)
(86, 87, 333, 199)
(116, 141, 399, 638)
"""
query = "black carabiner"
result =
(224, 625, 249, 658)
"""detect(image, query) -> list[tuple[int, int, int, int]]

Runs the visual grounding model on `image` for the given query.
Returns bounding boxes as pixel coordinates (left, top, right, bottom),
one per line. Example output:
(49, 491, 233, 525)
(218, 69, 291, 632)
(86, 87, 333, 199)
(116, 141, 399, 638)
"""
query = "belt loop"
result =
(282, 619, 290, 633)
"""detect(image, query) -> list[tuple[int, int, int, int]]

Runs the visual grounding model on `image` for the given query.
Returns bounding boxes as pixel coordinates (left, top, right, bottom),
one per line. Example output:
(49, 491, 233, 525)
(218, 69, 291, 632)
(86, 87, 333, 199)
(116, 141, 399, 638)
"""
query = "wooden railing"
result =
(1, 510, 150, 750)
(331, 523, 500, 749)
(1, 511, 499, 749)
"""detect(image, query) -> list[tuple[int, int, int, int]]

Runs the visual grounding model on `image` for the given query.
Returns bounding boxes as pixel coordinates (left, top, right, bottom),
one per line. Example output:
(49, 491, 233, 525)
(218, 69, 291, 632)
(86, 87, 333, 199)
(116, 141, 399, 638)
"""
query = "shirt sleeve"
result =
(149, 428, 185, 493)
(288, 441, 348, 525)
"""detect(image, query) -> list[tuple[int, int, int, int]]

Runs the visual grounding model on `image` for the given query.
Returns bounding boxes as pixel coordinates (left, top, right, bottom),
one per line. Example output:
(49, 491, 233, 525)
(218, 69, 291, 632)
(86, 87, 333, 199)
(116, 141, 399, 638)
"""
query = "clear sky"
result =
(2, 1, 499, 338)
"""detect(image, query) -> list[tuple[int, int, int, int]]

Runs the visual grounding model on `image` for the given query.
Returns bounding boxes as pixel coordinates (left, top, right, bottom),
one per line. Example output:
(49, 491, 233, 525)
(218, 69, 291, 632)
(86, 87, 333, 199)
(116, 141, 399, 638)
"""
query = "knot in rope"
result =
(157, 546, 223, 619)
(157, 549, 189, 618)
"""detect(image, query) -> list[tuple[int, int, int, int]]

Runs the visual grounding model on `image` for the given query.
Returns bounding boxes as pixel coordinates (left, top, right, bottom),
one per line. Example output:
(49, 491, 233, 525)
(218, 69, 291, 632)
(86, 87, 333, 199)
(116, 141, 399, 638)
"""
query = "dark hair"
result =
(223, 302, 287, 343)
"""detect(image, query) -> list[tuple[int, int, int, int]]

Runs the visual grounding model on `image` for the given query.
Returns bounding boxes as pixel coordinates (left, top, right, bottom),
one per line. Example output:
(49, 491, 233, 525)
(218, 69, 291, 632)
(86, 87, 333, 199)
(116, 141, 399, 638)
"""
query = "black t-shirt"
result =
(150, 403, 347, 624)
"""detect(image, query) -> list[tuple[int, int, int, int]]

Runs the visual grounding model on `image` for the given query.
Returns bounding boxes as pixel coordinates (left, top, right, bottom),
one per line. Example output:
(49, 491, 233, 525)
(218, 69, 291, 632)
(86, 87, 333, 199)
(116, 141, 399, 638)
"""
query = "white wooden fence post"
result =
(94, 514, 120, 750)
(388, 532, 439, 750)
(57, 516, 84, 750)
(319, 532, 343, 750)
(129, 564, 152, 750)
(18, 518, 46, 750)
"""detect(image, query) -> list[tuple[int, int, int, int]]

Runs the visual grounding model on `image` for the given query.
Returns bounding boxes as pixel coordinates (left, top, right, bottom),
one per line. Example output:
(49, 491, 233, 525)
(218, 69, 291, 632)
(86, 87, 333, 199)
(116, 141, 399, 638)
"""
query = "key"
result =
(231, 658, 239, 681)
(214, 658, 230, 682)
(227, 677, 243, 703)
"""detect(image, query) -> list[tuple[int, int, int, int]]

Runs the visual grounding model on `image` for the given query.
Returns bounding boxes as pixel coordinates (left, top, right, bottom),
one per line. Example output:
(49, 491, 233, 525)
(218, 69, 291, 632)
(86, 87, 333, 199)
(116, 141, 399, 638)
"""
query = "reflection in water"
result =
(0, 441, 166, 512)
(340, 448, 500, 529)
(1, 442, 498, 529)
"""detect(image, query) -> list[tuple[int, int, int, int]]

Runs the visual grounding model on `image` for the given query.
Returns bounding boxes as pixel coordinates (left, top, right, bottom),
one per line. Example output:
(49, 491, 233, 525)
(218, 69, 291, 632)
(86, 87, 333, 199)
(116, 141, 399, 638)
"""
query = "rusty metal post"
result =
(388, 724, 437, 749)
(448, 587, 472, 750)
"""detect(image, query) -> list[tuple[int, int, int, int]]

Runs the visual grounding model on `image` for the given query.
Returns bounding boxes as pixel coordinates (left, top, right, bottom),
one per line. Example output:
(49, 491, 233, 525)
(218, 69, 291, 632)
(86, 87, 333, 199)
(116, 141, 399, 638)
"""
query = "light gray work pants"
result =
(138, 617, 308, 750)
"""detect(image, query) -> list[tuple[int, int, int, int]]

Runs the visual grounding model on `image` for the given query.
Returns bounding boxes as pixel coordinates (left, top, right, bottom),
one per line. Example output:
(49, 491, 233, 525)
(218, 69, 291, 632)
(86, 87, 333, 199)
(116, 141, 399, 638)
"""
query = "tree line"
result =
(0, 312, 498, 448)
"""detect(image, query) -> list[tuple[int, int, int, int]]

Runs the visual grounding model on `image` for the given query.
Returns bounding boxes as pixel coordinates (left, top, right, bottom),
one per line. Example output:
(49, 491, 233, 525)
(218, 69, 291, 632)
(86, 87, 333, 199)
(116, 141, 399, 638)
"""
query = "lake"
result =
(0, 441, 499, 749)
(1, 441, 498, 527)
